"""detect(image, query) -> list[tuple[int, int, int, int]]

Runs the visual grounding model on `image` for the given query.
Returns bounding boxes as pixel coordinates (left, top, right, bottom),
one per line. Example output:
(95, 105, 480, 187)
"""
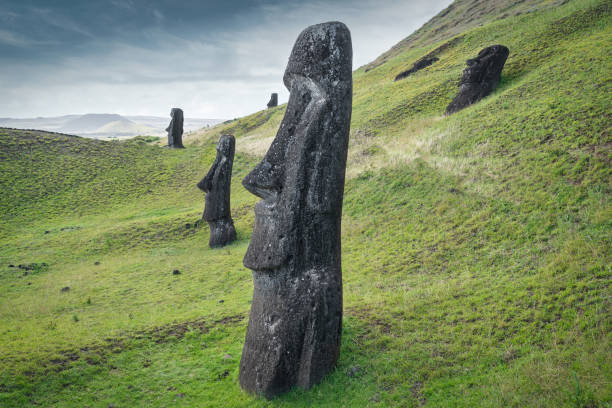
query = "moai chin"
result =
(197, 134, 237, 248)
(166, 108, 184, 148)
(239, 21, 352, 398)
(446, 45, 509, 114)
(266, 93, 278, 109)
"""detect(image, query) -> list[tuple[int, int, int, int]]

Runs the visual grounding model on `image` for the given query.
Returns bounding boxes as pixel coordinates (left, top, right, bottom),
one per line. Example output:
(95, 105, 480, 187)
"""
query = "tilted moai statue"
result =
(266, 93, 278, 109)
(239, 21, 352, 398)
(446, 45, 509, 114)
(197, 134, 237, 248)
(166, 108, 184, 148)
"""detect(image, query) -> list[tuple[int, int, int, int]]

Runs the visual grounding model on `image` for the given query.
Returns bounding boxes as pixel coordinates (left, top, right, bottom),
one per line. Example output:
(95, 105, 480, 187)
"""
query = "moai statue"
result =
(166, 108, 184, 148)
(239, 21, 352, 398)
(446, 45, 509, 114)
(197, 134, 237, 247)
(266, 93, 278, 109)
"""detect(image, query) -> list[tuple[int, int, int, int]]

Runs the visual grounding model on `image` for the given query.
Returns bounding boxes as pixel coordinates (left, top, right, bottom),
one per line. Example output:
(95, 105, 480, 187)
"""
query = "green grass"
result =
(0, 0, 610, 406)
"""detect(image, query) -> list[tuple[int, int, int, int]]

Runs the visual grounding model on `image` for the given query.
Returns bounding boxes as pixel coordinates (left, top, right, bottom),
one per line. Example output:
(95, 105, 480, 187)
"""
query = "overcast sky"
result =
(0, 0, 452, 119)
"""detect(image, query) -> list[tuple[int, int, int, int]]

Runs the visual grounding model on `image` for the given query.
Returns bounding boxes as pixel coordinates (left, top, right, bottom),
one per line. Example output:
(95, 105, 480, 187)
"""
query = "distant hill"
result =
(82, 119, 158, 139)
(59, 113, 127, 134)
(0, 115, 79, 132)
(126, 115, 224, 135)
(0, 113, 224, 139)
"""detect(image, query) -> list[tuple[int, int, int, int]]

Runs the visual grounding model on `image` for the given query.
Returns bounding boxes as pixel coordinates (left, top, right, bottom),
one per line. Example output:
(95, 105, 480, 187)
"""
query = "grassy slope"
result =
(361, 0, 575, 71)
(1, 0, 610, 406)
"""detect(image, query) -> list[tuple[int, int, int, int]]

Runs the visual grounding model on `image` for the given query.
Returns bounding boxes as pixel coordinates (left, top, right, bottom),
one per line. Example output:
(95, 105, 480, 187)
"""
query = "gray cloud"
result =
(0, 0, 452, 119)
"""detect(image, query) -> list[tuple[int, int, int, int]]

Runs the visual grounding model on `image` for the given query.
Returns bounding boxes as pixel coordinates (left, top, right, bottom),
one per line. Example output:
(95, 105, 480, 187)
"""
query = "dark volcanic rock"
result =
(239, 21, 352, 398)
(197, 135, 236, 248)
(446, 45, 509, 114)
(266, 93, 278, 108)
(18, 262, 48, 273)
(346, 365, 362, 378)
(394, 56, 439, 81)
(166, 108, 184, 148)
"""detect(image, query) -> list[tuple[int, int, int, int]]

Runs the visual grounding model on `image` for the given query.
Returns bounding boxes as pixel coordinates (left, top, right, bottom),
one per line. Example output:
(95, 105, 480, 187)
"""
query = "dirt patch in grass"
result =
(346, 306, 395, 337)
(410, 381, 427, 406)
(87, 216, 206, 253)
(43, 314, 245, 374)
(232, 203, 255, 219)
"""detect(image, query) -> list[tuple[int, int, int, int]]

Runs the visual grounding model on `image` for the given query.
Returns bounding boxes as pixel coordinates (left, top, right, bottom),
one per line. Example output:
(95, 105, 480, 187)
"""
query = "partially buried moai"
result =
(239, 21, 352, 398)
(197, 134, 237, 248)
(266, 93, 278, 109)
(446, 45, 509, 114)
(166, 108, 184, 148)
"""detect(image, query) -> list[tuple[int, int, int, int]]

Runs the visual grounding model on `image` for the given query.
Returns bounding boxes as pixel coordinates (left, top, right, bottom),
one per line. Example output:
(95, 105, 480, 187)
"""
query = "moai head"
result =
(167, 108, 184, 147)
(446, 45, 509, 114)
(267, 93, 278, 108)
(241, 22, 352, 274)
(198, 134, 235, 222)
(461, 45, 509, 87)
(239, 21, 352, 398)
(170, 107, 182, 120)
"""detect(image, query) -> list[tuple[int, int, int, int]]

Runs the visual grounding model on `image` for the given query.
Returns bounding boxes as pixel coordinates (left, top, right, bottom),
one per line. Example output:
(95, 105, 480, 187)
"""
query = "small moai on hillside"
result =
(197, 134, 237, 248)
(166, 108, 184, 148)
(266, 93, 278, 108)
(239, 21, 353, 399)
(394, 56, 439, 81)
(446, 45, 509, 115)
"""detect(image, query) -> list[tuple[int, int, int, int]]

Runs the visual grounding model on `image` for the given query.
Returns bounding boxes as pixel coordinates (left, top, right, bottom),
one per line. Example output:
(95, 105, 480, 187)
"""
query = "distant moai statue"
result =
(446, 45, 509, 114)
(266, 93, 278, 109)
(197, 134, 237, 248)
(166, 108, 184, 148)
(239, 21, 352, 398)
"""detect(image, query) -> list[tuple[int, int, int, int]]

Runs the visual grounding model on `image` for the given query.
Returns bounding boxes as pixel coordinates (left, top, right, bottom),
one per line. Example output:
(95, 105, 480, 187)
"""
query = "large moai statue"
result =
(197, 134, 237, 247)
(446, 45, 509, 115)
(166, 108, 184, 148)
(266, 93, 278, 109)
(239, 21, 352, 398)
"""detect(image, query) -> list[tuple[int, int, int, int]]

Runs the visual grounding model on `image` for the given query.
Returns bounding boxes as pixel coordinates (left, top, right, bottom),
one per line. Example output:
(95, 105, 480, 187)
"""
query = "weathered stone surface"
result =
(446, 45, 509, 114)
(394, 56, 439, 81)
(166, 108, 184, 148)
(266, 93, 278, 108)
(239, 21, 352, 398)
(197, 134, 236, 248)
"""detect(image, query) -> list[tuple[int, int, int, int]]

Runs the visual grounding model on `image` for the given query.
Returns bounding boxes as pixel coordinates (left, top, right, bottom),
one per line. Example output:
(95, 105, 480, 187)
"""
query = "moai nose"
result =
(242, 160, 280, 201)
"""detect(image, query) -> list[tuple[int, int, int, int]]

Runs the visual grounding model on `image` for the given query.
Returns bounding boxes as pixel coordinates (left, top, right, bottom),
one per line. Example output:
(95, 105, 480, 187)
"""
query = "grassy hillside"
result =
(1, 0, 610, 406)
